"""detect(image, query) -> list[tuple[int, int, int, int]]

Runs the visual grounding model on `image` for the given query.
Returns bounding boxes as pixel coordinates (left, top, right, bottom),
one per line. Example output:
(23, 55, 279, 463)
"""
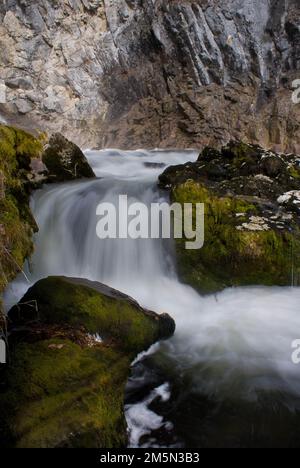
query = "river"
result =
(4, 149, 300, 448)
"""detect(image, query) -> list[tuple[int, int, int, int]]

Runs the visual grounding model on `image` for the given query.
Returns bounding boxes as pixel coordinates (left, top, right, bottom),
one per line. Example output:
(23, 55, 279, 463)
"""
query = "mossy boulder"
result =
(159, 141, 300, 294)
(42, 133, 95, 182)
(159, 141, 300, 195)
(0, 277, 175, 448)
(0, 339, 129, 448)
(9, 277, 175, 352)
(173, 181, 300, 294)
(0, 124, 43, 297)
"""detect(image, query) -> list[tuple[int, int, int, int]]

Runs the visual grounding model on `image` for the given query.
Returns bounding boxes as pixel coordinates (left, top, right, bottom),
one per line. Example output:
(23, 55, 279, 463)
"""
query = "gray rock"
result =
(6, 77, 34, 90)
(0, 0, 299, 150)
(15, 98, 33, 114)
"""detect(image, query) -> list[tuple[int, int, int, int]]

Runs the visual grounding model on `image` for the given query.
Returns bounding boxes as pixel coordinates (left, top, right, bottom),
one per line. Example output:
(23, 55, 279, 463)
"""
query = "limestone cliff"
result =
(0, 0, 299, 151)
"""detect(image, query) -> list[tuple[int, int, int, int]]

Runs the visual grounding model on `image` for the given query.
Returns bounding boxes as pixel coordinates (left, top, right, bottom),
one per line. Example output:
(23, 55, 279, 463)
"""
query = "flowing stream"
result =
(4, 149, 300, 448)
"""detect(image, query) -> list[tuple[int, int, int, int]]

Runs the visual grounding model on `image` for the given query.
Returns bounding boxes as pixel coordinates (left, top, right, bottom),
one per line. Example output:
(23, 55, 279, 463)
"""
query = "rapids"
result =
(4, 149, 300, 448)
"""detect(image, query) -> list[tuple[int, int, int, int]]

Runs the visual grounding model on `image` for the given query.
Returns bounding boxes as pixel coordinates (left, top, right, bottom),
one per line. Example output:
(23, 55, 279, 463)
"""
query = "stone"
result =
(42, 133, 96, 181)
(15, 99, 33, 114)
(260, 155, 286, 178)
(0, 277, 175, 448)
(6, 77, 33, 90)
(159, 141, 300, 294)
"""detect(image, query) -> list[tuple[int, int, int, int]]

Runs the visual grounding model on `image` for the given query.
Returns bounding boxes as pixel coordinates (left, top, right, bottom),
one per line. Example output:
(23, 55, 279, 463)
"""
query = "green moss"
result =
(172, 181, 300, 294)
(15, 277, 172, 353)
(3, 277, 175, 448)
(222, 141, 258, 161)
(0, 339, 130, 448)
(289, 165, 300, 180)
(0, 124, 42, 295)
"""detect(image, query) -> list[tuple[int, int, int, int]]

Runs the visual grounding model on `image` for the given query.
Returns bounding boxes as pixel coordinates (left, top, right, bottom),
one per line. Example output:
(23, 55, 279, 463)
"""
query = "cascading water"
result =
(4, 149, 300, 448)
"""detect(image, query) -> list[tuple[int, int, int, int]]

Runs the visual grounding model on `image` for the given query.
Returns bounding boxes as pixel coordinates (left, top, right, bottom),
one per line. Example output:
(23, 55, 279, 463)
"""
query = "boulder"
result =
(159, 141, 300, 294)
(0, 277, 175, 448)
(8, 276, 175, 351)
(42, 133, 95, 182)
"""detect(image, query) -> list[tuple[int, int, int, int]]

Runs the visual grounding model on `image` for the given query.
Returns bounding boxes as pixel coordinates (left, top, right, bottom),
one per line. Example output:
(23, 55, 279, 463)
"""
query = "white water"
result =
(4, 148, 300, 448)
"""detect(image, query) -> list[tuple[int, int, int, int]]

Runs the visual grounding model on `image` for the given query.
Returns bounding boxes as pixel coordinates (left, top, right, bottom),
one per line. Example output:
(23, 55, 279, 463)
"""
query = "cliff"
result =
(0, 0, 299, 151)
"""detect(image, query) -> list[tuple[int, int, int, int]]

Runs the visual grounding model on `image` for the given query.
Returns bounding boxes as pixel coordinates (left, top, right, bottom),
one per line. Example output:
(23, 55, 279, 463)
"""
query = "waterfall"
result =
(4, 149, 300, 448)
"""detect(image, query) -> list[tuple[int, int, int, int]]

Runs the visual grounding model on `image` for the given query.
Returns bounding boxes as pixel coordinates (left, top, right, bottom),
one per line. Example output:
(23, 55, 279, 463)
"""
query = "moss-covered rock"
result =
(159, 141, 300, 294)
(42, 133, 95, 182)
(159, 141, 300, 196)
(0, 277, 175, 448)
(173, 181, 300, 294)
(9, 277, 175, 353)
(0, 124, 43, 297)
(0, 339, 130, 448)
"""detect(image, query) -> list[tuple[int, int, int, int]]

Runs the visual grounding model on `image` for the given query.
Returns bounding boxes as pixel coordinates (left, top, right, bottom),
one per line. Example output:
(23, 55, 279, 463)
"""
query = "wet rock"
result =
(277, 190, 300, 213)
(1, 276, 175, 448)
(260, 155, 286, 178)
(160, 141, 299, 198)
(42, 133, 95, 182)
(159, 141, 300, 294)
(9, 276, 175, 354)
(144, 162, 166, 169)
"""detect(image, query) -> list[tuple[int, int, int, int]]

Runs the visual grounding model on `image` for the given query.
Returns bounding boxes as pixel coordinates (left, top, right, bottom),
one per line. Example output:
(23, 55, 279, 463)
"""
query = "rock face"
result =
(0, 1, 299, 151)
(159, 141, 300, 294)
(42, 133, 95, 181)
(1, 276, 175, 448)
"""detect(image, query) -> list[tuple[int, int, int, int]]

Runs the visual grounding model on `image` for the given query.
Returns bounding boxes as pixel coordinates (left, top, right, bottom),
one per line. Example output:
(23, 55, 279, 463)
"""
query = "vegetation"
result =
(0, 124, 43, 304)
(0, 339, 130, 448)
(172, 180, 300, 294)
(9, 277, 174, 353)
(0, 277, 175, 448)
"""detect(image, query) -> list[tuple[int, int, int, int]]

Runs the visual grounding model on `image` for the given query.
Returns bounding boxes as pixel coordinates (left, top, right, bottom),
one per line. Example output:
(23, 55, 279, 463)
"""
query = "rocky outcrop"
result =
(0, 1, 299, 151)
(0, 125, 96, 303)
(159, 141, 300, 294)
(42, 133, 95, 182)
(0, 124, 43, 299)
(1, 276, 175, 448)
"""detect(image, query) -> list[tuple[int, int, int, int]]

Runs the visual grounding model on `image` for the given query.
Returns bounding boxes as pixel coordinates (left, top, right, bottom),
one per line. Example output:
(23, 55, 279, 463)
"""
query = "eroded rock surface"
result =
(0, 1, 299, 150)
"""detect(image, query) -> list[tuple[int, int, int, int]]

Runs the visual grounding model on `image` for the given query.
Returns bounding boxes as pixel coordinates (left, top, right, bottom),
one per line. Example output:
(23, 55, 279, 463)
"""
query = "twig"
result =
(2, 246, 30, 283)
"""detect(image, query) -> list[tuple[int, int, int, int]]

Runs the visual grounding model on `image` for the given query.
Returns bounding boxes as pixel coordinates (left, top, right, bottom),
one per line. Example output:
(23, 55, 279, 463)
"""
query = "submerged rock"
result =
(159, 141, 300, 294)
(42, 133, 95, 182)
(1, 277, 175, 448)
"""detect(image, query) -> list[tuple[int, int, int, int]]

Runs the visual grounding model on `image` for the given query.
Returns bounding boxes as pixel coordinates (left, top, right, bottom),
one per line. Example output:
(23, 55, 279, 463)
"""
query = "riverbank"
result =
(0, 127, 176, 448)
